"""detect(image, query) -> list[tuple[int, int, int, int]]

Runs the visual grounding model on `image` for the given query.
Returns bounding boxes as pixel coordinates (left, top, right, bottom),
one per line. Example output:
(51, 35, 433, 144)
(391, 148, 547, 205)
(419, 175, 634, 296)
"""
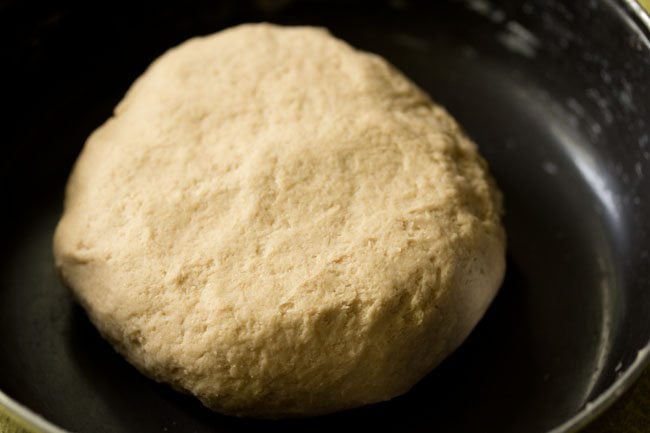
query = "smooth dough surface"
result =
(54, 23, 506, 418)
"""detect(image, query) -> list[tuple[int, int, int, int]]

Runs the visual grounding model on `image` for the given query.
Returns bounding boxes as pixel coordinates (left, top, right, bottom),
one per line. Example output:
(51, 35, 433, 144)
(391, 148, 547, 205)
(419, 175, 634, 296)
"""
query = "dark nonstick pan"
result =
(1, 0, 649, 432)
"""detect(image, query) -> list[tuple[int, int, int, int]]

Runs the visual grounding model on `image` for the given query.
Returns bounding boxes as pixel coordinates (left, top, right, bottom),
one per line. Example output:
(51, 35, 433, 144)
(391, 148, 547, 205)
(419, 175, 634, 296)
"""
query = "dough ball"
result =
(54, 23, 505, 418)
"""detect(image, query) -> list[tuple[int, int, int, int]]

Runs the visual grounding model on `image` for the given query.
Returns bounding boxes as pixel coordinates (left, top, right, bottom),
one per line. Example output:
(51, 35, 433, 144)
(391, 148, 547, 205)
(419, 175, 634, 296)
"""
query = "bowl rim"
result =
(0, 1, 649, 432)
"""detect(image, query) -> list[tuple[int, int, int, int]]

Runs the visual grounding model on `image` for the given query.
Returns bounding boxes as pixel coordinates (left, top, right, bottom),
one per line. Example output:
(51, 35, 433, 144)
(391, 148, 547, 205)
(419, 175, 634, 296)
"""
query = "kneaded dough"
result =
(54, 23, 505, 418)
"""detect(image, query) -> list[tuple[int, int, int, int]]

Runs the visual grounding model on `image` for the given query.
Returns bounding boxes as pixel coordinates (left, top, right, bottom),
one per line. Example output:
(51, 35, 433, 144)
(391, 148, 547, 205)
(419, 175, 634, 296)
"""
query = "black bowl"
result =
(0, 1, 649, 432)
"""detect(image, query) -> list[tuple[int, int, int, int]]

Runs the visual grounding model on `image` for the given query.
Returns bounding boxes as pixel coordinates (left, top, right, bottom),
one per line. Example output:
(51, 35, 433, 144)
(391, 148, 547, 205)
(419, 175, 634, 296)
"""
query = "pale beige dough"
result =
(53, 23, 506, 418)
